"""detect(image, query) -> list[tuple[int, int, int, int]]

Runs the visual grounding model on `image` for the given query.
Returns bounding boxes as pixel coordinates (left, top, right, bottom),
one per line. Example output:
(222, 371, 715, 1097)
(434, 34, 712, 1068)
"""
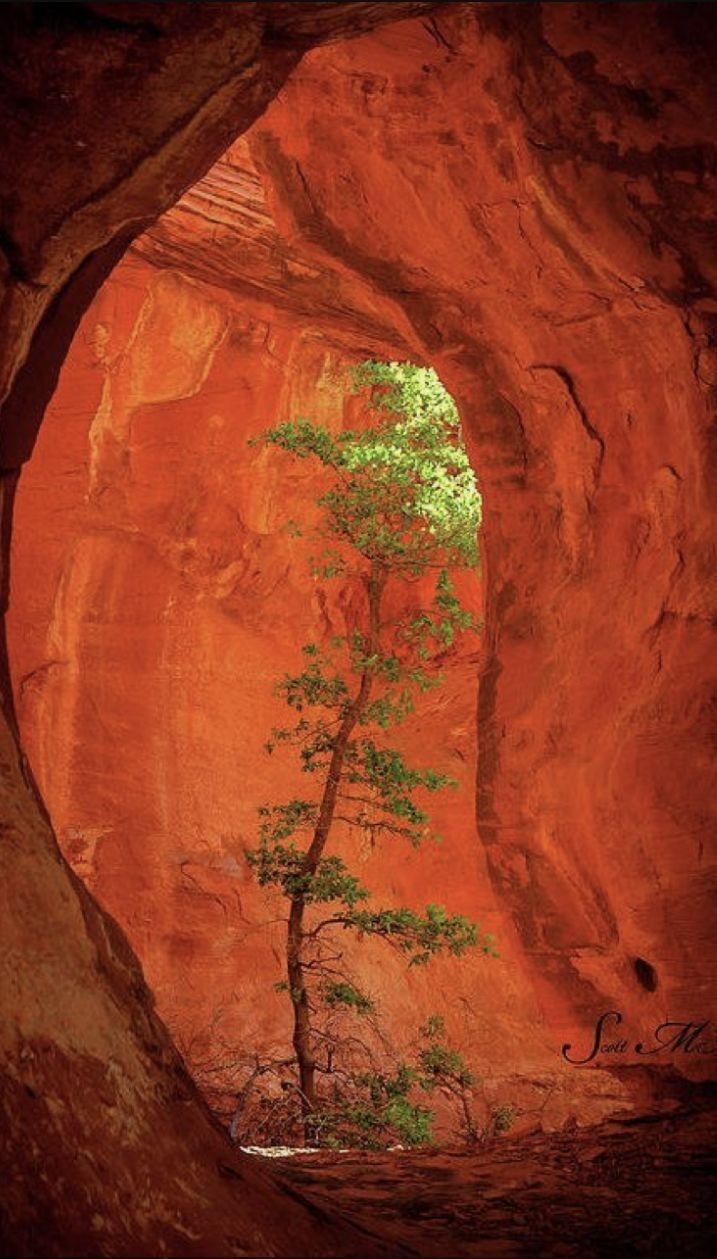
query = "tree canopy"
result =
(241, 361, 493, 1147)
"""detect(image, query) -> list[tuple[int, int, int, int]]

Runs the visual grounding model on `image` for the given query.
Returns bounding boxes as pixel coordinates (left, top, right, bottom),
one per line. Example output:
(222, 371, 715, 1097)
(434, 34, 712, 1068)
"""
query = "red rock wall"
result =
(9, 2, 717, 1139)
(0, 5, 441, 1255)
(10, 245, 571, 1131)
(244, 5, 717, 1065)
(2, 2, 717, 1250)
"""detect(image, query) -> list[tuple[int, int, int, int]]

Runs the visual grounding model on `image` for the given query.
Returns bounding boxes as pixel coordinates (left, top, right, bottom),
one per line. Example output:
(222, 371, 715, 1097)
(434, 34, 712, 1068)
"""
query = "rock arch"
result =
(1, 4, 715, 1253)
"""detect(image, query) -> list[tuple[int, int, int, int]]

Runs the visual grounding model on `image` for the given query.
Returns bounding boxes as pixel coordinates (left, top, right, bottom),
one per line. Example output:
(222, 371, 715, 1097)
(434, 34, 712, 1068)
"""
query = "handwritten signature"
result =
(562, 1011, 717, 1065)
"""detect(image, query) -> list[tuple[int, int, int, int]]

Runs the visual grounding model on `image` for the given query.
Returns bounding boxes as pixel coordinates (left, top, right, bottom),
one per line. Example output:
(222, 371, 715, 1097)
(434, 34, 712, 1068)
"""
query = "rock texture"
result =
(0, 4, 437, 1256)
(276, 1096, 717, 1258)
(1, 1, 717, 1254)
(243, 3, 717, 1063)
(0, 1, 428, 454)
(8, 244, 581, 1135)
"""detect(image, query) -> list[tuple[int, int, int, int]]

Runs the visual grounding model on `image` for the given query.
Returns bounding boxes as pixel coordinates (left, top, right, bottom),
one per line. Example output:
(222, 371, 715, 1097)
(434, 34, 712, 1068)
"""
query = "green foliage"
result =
(321, 980, 375, 1015)
(262, 361, 481, 576)
(335, 738, 458, 845)
(349, 740, 456, 798)
(315, 1063, 433, 1150)
(416, 1016, 477, 1090)
(278, 647, 349, 712)
(247, 842, 370, 906)
(422, 1013, 446, 1038)
(256, 799, 318, 843)
(345, 903, 484, 966)
(307, 1019, 480, 1149)
(241, 361, 494, 1147)
(418, 1040, 475, 1088)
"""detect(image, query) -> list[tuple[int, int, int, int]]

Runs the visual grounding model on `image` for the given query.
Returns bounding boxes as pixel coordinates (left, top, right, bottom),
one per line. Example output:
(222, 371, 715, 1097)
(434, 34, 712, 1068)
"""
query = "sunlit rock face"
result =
(244, 5, 717, 1071)
(0, 4, 473, 1255)
(9, 244, 579, 1133)
(9, 2, 717, 1149)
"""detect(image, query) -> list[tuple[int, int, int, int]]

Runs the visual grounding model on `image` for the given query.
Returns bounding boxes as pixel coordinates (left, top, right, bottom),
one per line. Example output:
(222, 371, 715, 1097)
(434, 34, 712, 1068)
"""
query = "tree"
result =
(245, 360, 495, 1145)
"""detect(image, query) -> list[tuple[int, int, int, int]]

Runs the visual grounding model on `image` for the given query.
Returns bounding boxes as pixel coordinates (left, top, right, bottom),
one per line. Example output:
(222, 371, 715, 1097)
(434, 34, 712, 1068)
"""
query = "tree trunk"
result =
(288, 897, 317, 1120)
(287, 559, 386, 1142)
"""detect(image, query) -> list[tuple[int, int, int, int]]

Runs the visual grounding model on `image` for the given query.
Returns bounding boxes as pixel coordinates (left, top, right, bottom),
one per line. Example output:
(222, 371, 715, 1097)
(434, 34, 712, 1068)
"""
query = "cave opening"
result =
(2, 3, 716, 1254)
(6, 135, 500, 1151)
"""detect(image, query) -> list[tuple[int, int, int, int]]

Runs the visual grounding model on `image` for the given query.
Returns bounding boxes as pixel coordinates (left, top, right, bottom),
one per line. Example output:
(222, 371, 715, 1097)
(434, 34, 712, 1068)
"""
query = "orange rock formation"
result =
(1, 3, 716, 1253)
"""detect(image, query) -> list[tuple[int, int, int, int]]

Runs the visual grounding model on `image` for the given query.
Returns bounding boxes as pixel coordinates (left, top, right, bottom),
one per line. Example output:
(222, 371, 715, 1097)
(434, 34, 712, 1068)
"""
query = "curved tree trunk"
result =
(287, 560, 386, 1137)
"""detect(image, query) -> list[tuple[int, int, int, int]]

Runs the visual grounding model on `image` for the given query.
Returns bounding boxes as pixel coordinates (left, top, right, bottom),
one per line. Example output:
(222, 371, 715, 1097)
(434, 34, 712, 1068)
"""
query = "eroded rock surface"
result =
(243, 3, 717, 1071)
(2, 2, 716, 1254)
(9, 244, 596, 1135)
(275, 1096, 717, 1258)
(0, 4, 438, 1256)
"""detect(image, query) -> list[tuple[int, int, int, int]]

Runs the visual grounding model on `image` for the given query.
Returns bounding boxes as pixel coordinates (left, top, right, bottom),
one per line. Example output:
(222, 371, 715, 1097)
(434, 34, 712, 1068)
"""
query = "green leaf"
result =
(321, 981, 375, 1015)
(343, 902, 485, 966)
